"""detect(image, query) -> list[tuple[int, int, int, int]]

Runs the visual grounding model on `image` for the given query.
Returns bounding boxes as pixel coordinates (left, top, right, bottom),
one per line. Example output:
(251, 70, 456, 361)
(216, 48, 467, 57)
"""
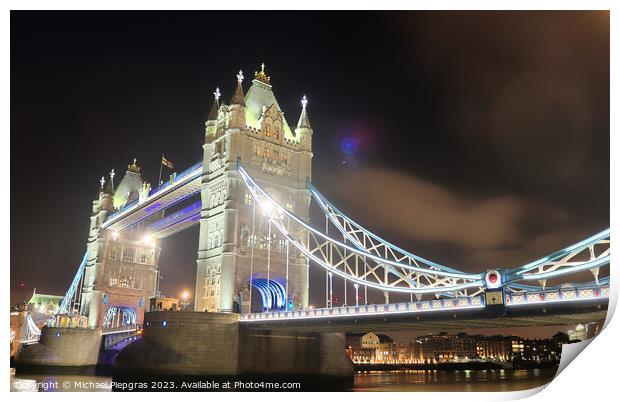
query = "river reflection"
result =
(352, 368, 557, 391)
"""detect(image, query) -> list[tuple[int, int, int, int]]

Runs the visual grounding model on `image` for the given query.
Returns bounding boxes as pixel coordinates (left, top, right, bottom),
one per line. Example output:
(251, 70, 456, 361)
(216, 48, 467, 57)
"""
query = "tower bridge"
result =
(17, 64, 611, 379)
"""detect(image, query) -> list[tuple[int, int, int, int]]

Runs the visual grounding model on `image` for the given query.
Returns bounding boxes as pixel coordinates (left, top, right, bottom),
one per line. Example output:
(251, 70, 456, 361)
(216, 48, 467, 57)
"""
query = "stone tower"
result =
(80, 160, 160, 328)
(195, 65, 313, 313)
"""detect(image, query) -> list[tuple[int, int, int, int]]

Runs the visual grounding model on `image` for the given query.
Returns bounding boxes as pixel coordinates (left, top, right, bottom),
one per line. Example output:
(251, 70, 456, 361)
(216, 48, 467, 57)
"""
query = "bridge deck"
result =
(240, 286, 609, 332)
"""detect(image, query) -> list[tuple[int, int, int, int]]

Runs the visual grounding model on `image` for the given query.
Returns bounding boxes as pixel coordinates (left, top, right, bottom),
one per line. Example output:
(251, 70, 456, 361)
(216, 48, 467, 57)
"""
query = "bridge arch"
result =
(102, 305, 137, 329)
(250, 278, 287, 312)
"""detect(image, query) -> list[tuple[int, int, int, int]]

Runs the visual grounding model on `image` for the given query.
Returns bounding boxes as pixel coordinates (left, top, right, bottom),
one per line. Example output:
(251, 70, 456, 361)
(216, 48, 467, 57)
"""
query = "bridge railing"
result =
(240, 295, 486, 322)
(505, 284, 609, 306)
(102, 324, 142, 335)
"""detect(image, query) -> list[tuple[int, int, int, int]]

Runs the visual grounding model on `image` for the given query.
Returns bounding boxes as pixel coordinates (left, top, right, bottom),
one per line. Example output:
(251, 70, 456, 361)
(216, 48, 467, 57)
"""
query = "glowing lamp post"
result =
(181, 290, 190, 310)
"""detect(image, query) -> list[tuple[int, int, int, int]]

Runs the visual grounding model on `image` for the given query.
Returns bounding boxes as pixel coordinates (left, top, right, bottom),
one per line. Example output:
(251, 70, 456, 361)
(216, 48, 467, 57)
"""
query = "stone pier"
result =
(114, 311, 353, 381)
(16, 327, 102, 367)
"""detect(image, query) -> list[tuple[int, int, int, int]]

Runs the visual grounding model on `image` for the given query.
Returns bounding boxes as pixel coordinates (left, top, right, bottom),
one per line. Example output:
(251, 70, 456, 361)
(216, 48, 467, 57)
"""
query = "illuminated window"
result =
(109, 277, 118, 287)
(249, 234, 257, 247)
(286, 202, 294, 211)
(119, 277, 131, 288)
(245, 193, 253, 205)
(122, 248, 135, 262)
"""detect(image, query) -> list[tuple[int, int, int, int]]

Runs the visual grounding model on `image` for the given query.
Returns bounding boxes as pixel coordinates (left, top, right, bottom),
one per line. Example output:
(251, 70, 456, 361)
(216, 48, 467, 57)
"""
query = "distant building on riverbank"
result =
(345, 331, 571, 365)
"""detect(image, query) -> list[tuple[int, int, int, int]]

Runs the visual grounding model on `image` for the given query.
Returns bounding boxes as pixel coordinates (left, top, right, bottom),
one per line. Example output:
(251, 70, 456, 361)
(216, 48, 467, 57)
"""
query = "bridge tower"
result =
(196, 64, 313, 313)
(80, 160, 161, 328)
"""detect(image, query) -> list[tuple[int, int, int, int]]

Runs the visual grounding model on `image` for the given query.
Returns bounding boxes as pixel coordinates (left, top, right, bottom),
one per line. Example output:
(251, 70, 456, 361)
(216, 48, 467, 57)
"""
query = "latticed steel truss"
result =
(506, 229, 610, 284)
(238, 163, 610, 297)
(309, 185, 486, 297)
(239, 164, 484, 295)
(48, 252, 87, 326)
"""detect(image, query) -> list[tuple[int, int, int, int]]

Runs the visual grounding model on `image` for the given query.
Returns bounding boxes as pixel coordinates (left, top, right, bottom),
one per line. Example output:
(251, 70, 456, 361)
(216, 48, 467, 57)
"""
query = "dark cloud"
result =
(317, 165, 605, 273)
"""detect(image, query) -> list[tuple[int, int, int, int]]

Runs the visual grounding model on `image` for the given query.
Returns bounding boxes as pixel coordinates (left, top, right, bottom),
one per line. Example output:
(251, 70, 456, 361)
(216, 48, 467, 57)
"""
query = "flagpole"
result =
(158, 154, 164, 186)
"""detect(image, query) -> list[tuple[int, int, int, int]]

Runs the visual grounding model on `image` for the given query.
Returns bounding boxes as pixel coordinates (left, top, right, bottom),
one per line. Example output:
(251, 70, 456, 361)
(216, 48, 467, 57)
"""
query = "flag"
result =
(161, 156, 174, 169)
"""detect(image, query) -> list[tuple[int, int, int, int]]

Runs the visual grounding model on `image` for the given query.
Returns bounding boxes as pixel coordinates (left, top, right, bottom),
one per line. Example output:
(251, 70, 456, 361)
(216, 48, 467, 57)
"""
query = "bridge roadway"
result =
(239, 285, 609, 333)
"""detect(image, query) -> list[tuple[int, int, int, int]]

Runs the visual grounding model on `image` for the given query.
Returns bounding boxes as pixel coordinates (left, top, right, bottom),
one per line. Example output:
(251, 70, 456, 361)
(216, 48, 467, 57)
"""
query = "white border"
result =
(3, 1, 617, 401)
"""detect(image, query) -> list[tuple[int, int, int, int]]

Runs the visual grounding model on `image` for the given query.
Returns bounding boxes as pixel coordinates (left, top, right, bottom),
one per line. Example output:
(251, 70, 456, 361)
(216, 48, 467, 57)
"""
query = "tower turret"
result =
(113, 159, 143, 209)
(228, 70, 246, 129)
(205, 87, 220, 139)
(295, 95, 313, 151)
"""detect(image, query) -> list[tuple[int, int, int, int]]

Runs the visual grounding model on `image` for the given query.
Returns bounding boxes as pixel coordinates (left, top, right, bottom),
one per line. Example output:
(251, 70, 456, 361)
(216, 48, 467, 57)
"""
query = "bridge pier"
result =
(16, 327, 102, 368)
(113, 311, 353, 383)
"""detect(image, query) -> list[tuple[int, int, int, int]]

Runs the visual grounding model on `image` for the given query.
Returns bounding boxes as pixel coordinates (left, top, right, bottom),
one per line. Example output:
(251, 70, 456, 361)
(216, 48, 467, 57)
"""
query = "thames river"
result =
(13, 367, 556, 392)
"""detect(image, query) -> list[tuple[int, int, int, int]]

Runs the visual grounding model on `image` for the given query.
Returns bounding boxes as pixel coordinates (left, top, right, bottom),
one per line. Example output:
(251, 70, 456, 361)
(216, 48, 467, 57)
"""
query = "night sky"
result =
(11, 11, 609, 338)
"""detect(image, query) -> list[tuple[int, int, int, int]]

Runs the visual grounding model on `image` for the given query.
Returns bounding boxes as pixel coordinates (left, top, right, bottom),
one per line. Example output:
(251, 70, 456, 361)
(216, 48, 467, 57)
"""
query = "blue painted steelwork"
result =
(147, 201, 202, 233)
(506, 276, 609, 292)
(103, 306, 137, 328)
(237, 163, 483, 282)
(104, 161, 202, 225)
(48, 252, 88, 326)
(505, 283, 609, 306)
(241, 295, 486, 322)
(149, 161, 202, 195)
(309, 184, 467, 275)
(511, 228, 610, 276)
(251, 278, 287, 310)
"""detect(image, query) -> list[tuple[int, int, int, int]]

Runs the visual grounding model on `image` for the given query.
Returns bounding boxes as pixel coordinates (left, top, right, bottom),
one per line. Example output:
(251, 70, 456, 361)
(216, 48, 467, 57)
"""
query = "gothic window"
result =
(140, 254, 147, 264)
(122, 248, 135, 263)
(286, 201, 294, 211)
(109, 277, 118, 287)
(109, 248, 117, 260)
(119, 276, 131, 288)
(249, 234, 257, 247)
(244, 192, 253, 205)
(278, 239, 287, 253)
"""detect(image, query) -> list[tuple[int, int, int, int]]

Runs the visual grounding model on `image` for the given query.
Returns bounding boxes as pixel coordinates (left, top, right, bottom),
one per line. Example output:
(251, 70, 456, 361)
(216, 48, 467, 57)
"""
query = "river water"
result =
(13, 367, 556, 392)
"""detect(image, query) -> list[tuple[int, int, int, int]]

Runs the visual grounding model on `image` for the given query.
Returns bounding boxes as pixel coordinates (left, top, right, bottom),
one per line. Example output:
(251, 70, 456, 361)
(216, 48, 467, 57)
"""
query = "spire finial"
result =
(109, 169, 116, 191)
(297, 95, 311, 130)
(237, 70, 244, 83)
(100, 176, 105, 189)
(214, 87, 221, 102)
(128, 158, 140, 173)
(254, 62, 271, 84)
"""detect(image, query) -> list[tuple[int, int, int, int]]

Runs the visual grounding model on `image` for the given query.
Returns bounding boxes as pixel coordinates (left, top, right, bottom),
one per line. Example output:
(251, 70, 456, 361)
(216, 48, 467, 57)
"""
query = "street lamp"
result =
(181, 290, 190, 310)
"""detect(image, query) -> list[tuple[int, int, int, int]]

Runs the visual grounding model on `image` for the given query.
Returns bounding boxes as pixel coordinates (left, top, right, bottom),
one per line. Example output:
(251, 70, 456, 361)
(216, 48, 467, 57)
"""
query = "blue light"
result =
(340, 137, 358, 155)
(162, 320, 168, 327)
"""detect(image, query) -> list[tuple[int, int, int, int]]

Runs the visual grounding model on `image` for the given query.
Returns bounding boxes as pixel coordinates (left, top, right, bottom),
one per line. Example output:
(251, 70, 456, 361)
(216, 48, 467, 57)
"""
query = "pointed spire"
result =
(103, 171, 114, 195)
(230, 70, 246, 106)
(296, 95, 311, 129)
(207, 87, 220, 121)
